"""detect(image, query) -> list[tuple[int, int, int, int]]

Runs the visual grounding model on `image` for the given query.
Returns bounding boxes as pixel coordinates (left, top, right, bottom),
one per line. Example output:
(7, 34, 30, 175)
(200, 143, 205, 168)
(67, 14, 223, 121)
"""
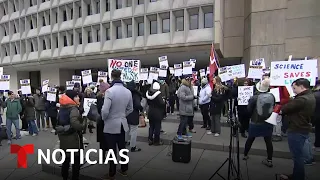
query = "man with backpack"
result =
(243, 78, 275, 168)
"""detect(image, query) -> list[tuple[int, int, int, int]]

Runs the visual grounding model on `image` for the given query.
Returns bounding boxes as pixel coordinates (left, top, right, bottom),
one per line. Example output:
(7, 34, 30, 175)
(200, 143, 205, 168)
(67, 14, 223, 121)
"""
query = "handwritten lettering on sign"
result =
(108, 59, 140, 82)
(238, 86, 254, 105)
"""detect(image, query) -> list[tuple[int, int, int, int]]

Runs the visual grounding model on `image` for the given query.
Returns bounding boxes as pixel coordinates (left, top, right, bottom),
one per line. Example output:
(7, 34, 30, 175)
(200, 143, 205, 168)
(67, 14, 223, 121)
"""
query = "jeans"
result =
(36, 110, 46, 129)
(177, 115, 189, 135)
(281, 119, 289, 133)
(126, 125, 138, 148)
(200, 103, 210, 127)
(61, 153, 80, 180)
(211, 114, 221, 133)
(6, 118, 20, 140)
(104, 126, 128, 177)
(303, 137, 313, 163)
(288, 133, 308, 180)
(149, 120, 161, 143)
(315, 119, 320, 148)
(28, 120, 38, 135)
(167, 94, 175, 114)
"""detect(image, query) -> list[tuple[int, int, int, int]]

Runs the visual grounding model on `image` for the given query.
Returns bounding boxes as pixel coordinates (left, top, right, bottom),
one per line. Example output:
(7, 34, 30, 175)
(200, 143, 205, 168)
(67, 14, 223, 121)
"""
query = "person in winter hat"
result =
(126, 80, 143, 152)
(146, 82, 165, 145)
(199, 77, 212, 130)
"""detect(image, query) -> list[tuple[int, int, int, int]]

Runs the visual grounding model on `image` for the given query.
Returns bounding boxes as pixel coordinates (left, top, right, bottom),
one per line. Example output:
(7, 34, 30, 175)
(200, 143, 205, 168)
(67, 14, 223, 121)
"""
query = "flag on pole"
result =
(209, 43, 219, 89)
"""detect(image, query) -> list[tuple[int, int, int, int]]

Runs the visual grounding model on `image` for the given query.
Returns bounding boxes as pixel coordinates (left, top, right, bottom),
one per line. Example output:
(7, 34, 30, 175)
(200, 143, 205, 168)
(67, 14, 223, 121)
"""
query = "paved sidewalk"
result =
(0, 130, 320, 180)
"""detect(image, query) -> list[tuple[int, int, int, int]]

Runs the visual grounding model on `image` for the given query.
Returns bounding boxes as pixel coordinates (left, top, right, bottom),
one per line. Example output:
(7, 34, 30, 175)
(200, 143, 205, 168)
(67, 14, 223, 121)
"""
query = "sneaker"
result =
(207, 131, 213, 135)
(148, 139, 153, 146)
(189, 129, 196, 133)
(305, 159, 316, 166)
(160, 130, 167, 135)
(131, 147, 142, 152)
(272, 136, 282, 142)
(262, 159, 273, 168)
(7, 140, 11, 145)
(176, 135, 184, 140)
(16, 136, 21, 140)
(183, 133, 192, 138)
(117, 169, 128, 177)
(243, 156, 249, 160)
(51, 129, 56, 133)
(32, 134, 38, 137)
(43, 128, 48, 131)
(214, 133, 220, 137)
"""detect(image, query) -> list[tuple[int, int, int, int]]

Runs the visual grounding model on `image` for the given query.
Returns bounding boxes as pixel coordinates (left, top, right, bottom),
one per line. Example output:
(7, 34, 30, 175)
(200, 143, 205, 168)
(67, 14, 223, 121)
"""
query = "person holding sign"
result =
(21, 96, 38, 136)
(279, 78, 316, 180)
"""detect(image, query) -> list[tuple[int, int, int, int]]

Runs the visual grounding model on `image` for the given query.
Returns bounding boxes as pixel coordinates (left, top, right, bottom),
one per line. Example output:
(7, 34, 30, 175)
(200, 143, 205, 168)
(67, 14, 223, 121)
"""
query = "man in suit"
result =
(101, 69, 133, 179)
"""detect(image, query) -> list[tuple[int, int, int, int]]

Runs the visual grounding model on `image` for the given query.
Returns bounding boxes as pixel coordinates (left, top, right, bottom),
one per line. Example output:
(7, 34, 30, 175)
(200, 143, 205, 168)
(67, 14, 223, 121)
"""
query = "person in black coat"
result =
(45, 91, 59, 133)
(126, 81, 143, 152)
(146, 82, 165, 145)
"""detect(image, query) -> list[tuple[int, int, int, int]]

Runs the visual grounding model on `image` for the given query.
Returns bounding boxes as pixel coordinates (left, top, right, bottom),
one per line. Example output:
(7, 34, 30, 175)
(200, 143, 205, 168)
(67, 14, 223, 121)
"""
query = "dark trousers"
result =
(167, 94, 175, 113)
(50, 117, 57, 130)
(148, 120, 161, 143)
(244, 136, 273, 160)
(177, 116, 194, 135)
(315, 120, 320, 147)
(200, 103, 210, 127)
(61, 154, 80, 180)
(238, 113, 250, 134)
(21, 117, 28, 130)
(104, 126, 128, 177)
(282, 119, 289, 133)
(175, 95, 179, 111)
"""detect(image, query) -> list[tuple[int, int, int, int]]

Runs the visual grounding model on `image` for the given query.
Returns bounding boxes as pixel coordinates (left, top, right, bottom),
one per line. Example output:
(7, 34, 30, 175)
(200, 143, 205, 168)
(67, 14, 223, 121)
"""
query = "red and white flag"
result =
(209, 43, 219, 89)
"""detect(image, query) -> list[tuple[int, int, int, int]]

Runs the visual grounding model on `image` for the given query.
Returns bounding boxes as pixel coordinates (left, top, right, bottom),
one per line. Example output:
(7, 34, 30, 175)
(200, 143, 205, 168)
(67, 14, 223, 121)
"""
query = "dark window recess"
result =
(43, 17, 46, 26)
(138, 0, 144, 5)
(176, 16, 184, 31)
(5, 49, 8, 56)
(106, 0, 110, 11)
(116, 26, 122, 39)
(13, 24, 17, 33)
(106, 28, 110, 40)
(79, 33, 82, 44)
(70, 35, 74, 45)
(14, 46, 18, 54)
(97, 2, 100, 14)
(30, 0, 33, 7)
(150, 20, 157, 34)
(97, 30, 100, 42)
(64, 36, 67, 46)
(4, 30, 7, 36)
(116, 0, 122, 9)
(13, 4, 16, 12)
(190, 14, 198, 30)
(138, 22, 144, 36)
(87, 4, 92, 15)
(63, 10, 67, 21)
(71, 9, 73, 19)
(79, 6, 82, 17)
(55, 12, 58, 23)
(88, 31, 92, 43)
(31, 42, 34, 52)
(43, 40, 46, 50)
(204, 12, 213, 28)
(162, 18, 170, 33)
(56, 37, 58, 48)
(30, 20, 33, 29)
(127, 24, 132, 37)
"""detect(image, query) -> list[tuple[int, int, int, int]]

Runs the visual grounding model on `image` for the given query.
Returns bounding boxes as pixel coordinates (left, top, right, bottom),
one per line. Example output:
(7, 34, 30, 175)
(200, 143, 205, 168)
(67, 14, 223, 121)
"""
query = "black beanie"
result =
(65, 90, 78, 100)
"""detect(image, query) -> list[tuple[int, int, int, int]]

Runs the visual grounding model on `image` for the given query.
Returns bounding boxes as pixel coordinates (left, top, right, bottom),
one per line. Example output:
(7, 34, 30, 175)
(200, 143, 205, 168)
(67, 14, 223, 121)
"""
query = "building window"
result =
(127, 0, 132, 7)
(138, 22, 144, 36)
(204, 12, 213, 28)
(13, 3, 16, 12)
(97, 30, 100, 42)
(106, 28, 110, 40)
(96, 1, 100, 14)
(14, 46, 18, 54)
(43, 40, 46, 50)
(71, 9, 73, 19)
(13, 24, 17, 33)
(79, 6, 82, 17)
(88, 31, 92, 43)
(30, 0, 33, 7)
(30, 20, 33, 29)
(63, 10, 67, 21)
(31, 42, 34, 52)
(127, 24, 132, 38)
(150, 20, 157, 34)
(4, 48, 8, 56)
(190, 14, 198, 30)
(56, 37, 58, 48)
(43, 16, 46, 26)
(87, 4, 92, 15)
(176, 16, 184, 31)
(106, 0, 110, 11)
(70, 35, 74, 45)
(64, 36, 68, 47)
(150, 0, 157, 2)
(116, 26, 122, 39)
(79, 33, 82, 44)
(116, 0, 122, 9)
(162, 18, 170, 33)
(137, 0, 144, 5)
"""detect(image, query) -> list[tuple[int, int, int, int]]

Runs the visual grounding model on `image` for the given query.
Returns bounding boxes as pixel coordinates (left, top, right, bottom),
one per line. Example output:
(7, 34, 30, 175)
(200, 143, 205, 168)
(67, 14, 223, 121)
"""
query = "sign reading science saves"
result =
(270, 60, 317, 86)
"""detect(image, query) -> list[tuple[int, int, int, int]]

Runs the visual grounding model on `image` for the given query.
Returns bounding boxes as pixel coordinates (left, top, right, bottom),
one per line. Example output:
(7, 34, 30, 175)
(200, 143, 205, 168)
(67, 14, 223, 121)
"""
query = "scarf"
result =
(110, 79, 124, 87)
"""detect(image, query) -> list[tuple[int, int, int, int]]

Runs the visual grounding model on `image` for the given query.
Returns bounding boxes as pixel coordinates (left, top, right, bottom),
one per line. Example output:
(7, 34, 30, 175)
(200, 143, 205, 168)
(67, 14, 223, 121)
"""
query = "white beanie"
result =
(152, 82, 160, 90)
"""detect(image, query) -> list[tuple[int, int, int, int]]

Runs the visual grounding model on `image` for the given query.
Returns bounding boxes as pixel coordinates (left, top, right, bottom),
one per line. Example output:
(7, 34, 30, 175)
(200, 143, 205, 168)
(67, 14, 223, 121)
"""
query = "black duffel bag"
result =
(87, 103, 101, 122)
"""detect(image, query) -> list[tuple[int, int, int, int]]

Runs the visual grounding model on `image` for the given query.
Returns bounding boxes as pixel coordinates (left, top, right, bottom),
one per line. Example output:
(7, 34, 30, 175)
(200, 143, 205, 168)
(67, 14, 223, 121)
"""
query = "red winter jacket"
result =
(271, 86, 290, 113)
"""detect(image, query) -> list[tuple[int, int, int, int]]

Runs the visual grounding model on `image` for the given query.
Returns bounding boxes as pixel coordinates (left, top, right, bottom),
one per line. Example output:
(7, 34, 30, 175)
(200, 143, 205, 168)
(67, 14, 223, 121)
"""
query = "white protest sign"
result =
(169, 67, 174, 75)
(158, 56, 168, 69)
(97, 71, 108, 85)
(238, 86, 254, 105)
(270, 88, 280, 102)
(83, 98, 97, 116)
(270, 60, 317, 86)
(183, 61, 192, 75)
(229, 64, 246, 79)
(66, 81, 75, 90)
(81, 70, 93, 84)
(20, 79, 31, 95)
(248, 58, 265, 79)
(72, 75, 81, 84)
(47, 87, 57, 102)
(108, 59, 140, 82)
(218, 67, 230, 82)
(206, 67, 210, 75)
(139, 68, 149, 81)
(190, 59, 196, 68)
(174, 64, 182, 77)
(149, 67, 159, 80)
(0, 75, 10, 90)
(42, 79, 49, 93)
(199, 69, 206, 77)
(0, 67, 3, 75)
(159, 66, 167, 77)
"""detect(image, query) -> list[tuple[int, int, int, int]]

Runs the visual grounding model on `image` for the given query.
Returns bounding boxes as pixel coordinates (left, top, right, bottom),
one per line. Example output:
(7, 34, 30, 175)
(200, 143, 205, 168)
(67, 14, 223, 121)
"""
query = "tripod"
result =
(209, 99, 241, 180)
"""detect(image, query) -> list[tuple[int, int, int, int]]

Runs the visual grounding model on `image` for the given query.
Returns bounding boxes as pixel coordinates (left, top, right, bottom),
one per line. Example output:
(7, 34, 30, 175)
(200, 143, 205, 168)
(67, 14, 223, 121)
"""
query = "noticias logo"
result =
(10, 144, 130, 168)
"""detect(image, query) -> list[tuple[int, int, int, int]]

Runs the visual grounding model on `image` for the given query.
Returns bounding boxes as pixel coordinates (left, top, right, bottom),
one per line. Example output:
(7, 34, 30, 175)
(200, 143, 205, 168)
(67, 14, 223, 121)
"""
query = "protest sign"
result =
(97, 71, 108, 85)
(0, 67, 3, 75)
(238, 86, 253, 105)
(108, 59, 140, 82)
(83, 98, 97, 116)
(72, 75, 81, 84)
(183, 61, 192, 75)
(159, 66, 167, 77)
(174, 64, 182, 77)
(159, 56, 168, 69)
(248, 58, 265, 79)
(42, 79, 49, 93)
(169, 67, 174, 75)
(270, 88, 280, 102)
(0, 75, 10, 90)
(218, 67, 230, 82)
(140, 68, 148, 81)
(199, 69, 206, 77)
(66, 81, 75, 90)
(270, 60, 317, 86)
(81, 70, 93, 84)
(20, 79, 31, 95)
(149, 67, 159, 80)
(229, 64, 246, 79)
(47, 87, 57, 102)
(190, 59, 196, 68)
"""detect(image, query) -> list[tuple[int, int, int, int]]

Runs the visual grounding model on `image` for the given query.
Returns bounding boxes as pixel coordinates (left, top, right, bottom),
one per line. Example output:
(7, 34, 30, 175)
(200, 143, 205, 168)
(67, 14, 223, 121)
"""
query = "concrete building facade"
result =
(0, 0, 319, 91)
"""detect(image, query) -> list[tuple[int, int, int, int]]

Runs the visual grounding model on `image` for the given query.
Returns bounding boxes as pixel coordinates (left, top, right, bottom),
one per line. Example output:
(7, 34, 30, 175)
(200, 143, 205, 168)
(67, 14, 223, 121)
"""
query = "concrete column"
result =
(17, 71, 29, 91)
(59, 69, 75, 87)
(41, 67, 60, 87)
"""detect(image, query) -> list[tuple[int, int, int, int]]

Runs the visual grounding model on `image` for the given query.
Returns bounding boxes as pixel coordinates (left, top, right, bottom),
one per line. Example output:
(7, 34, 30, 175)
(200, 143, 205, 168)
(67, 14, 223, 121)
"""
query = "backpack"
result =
(256, 93, 275, 120)
(58, 108, 71, 126)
